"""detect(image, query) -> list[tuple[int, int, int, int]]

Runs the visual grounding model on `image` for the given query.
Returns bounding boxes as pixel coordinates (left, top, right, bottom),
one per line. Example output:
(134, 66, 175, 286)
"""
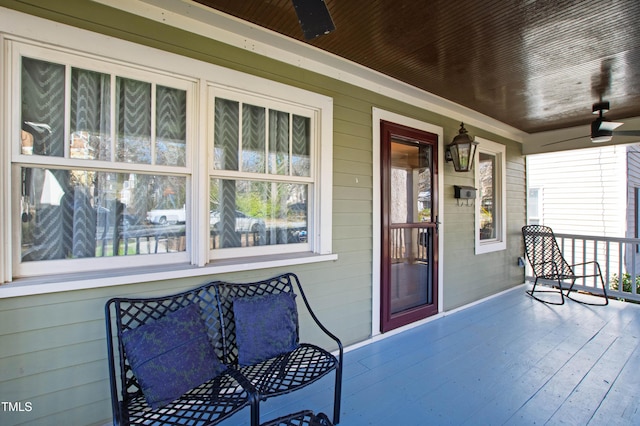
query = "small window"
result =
(475, 138, 506, 254)
(208, 89, 318, 260)
(527, 187, 542, 225)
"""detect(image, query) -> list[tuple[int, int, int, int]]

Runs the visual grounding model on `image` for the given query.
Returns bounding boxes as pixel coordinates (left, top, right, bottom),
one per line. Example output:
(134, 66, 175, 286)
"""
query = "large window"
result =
(475, 139, 506, 254)
(3, 38, 333, 287)
(12, 46, 193, 278)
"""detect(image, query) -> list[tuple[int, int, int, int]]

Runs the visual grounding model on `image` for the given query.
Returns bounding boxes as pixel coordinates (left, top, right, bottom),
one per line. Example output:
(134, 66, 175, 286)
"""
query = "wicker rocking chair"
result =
(522, 225, 608, 306)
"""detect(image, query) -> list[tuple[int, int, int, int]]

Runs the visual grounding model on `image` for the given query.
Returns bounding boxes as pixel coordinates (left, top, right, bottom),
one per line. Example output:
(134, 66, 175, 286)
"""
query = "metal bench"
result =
(105, 272, 342, 426)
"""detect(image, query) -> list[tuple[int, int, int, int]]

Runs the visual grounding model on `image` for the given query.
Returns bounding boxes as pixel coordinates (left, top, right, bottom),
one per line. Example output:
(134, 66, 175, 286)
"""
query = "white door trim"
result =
(372, 108, 444, 336)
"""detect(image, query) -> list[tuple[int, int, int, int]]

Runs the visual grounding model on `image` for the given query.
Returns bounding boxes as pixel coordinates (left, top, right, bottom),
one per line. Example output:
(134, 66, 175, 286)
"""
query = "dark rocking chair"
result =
(522, 225, 608, 306)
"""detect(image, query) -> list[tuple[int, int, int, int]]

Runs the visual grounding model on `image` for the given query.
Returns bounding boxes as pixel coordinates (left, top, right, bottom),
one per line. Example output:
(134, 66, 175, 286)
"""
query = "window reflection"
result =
(20, 167, 187, 261)
(479, 152, 496, 240)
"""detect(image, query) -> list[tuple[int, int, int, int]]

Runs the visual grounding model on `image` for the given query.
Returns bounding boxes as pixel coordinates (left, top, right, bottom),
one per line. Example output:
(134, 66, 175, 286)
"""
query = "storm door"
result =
(381, 121, 439, 332)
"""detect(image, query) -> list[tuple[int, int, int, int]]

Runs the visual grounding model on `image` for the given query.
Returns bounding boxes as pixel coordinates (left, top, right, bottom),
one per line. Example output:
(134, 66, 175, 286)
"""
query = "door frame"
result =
(372, 108, 444, 336)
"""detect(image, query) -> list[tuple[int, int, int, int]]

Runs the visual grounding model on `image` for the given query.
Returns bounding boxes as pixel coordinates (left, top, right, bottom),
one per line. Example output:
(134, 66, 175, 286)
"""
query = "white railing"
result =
(525, 233, 640, 303)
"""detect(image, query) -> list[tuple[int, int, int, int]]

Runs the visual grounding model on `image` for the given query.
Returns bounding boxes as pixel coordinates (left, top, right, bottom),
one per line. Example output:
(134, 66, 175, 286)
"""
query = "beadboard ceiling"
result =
(193, 0, 640, 142)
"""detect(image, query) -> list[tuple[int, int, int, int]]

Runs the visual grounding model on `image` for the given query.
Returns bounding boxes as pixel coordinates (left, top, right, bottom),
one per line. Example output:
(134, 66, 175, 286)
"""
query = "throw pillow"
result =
(121, 303, 224, 408)
(233, 292, 299, 366)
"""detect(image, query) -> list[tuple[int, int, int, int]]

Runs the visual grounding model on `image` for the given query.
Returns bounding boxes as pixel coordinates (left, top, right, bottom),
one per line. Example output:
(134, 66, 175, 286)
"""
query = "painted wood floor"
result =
(222, 285, 640, 425)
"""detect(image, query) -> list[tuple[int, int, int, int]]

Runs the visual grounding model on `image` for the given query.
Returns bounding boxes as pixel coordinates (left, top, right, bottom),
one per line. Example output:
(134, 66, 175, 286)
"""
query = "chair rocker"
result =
(522, 225, 608, 306)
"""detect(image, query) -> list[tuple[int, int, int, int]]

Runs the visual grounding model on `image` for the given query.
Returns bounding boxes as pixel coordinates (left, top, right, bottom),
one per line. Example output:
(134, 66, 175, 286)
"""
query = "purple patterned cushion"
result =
(233, 292, 299, 366)
(122, 303, 224, 408)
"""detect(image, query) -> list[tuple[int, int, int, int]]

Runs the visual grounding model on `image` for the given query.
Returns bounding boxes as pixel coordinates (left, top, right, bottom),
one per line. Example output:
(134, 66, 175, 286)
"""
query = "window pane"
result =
(269, 109, 290, 175)
(116, 77, 152, 163)
(242, 104, 266, 173)
(70, 68, 112, 160)
(156, 85, 187, 166)
(214, 98, 240, 170)
(479, 152, 496, 240)
(21, 57, 65, 157)
(210, 178, 307, 249)
(20, 167, 186, 261)
(292, 115, 310, 177)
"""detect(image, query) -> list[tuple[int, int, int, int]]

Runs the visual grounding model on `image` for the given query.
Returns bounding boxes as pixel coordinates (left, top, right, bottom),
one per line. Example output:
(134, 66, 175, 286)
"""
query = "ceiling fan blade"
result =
(612, 130, 640, 137)
(542, 135, 589, 146)
(598, 120, 624, 131)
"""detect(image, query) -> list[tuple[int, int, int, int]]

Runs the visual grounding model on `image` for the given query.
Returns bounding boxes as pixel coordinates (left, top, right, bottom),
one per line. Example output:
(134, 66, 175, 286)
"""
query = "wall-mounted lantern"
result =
(445, 122, 479, 172)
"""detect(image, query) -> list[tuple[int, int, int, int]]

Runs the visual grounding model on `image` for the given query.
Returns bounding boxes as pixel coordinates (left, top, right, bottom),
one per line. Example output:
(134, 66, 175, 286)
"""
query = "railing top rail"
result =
(554, 233, 640, 244)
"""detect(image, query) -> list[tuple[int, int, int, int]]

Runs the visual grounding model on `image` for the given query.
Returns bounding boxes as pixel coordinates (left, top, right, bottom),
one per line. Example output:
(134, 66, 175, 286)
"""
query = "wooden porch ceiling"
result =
(194, 0, 640, 139)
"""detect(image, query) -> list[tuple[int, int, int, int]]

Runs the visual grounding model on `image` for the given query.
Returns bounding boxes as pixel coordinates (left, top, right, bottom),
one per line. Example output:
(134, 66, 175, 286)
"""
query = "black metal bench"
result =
(105, 272, 342, 426)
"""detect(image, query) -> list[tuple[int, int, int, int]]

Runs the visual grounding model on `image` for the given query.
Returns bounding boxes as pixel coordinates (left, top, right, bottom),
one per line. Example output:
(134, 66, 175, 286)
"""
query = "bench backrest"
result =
(105, 282, 225, 411)
(213, 272, 299, 366)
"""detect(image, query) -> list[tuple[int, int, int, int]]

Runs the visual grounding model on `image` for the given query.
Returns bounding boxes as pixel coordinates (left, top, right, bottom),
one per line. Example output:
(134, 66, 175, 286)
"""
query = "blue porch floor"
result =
(222, 285, 640, 425)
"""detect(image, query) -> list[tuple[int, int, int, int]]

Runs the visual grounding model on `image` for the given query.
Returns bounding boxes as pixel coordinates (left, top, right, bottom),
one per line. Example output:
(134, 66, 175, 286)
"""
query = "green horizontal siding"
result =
(442, 141, 525, 310)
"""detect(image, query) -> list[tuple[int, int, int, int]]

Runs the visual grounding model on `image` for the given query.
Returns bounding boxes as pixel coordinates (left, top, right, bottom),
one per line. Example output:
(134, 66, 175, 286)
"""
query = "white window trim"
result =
(475, 137, 507, 254)
(206, 85, 328, 261)
(9, 40, 196, 278)
(0, 9, 336, 298)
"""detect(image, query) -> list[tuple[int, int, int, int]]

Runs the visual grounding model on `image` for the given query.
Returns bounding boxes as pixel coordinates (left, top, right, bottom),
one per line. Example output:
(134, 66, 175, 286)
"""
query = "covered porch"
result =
(226, 285, 640, 425)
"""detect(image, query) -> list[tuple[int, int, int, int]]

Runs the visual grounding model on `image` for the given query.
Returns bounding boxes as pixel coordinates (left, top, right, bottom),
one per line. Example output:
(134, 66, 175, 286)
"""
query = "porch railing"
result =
(525, 232, 640, 303)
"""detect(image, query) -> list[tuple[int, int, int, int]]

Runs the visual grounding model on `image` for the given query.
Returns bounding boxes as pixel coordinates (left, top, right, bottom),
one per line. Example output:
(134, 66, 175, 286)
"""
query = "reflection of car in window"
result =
(146, 205, 186, 225)
(209, 210, 265, 233)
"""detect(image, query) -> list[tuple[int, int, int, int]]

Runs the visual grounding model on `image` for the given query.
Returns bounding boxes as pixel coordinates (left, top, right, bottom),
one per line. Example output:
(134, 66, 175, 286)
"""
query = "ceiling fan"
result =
(544, 58, 640, 146)
(544, 101, 640, 146)
(590, 101, 640, 143)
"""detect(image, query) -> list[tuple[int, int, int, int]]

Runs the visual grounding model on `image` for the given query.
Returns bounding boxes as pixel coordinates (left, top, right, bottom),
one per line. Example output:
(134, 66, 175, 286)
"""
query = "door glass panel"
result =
(390, 140, 433, 315)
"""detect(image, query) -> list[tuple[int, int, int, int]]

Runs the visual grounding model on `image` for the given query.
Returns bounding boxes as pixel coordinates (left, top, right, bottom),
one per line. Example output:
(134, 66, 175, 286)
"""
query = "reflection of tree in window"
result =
(479, 153, 496, 240)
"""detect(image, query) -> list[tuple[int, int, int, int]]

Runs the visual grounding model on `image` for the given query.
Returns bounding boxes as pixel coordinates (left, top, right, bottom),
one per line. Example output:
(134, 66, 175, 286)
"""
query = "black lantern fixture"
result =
(446, 122, 479, 172)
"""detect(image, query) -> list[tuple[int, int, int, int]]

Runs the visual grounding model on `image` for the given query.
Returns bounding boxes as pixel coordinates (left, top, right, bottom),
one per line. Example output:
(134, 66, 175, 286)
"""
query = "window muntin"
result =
(13, 46, 193, 277)
(475, 139, 506, 254)
(209, 92, 315, 259)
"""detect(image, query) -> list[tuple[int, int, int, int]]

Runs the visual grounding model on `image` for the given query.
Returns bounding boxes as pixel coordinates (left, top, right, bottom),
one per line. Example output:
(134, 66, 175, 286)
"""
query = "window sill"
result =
(475, 241, 507, 255)
(0, 252, 338, 299)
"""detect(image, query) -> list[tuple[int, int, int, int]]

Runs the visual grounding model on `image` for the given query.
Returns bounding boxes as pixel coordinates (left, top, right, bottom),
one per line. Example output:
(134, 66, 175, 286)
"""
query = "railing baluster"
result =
(618, 242, 624, 298)
(605, 240, 610, 290)
(632, 242, 637, 296)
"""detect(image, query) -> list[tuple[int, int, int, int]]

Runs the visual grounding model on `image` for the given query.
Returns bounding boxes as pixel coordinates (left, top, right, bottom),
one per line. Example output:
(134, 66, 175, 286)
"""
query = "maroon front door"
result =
(381, 121, 439, 332)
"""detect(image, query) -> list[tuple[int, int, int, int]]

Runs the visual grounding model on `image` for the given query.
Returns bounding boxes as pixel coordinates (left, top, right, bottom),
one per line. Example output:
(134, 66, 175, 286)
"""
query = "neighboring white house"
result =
(526, 143, 640, 276)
